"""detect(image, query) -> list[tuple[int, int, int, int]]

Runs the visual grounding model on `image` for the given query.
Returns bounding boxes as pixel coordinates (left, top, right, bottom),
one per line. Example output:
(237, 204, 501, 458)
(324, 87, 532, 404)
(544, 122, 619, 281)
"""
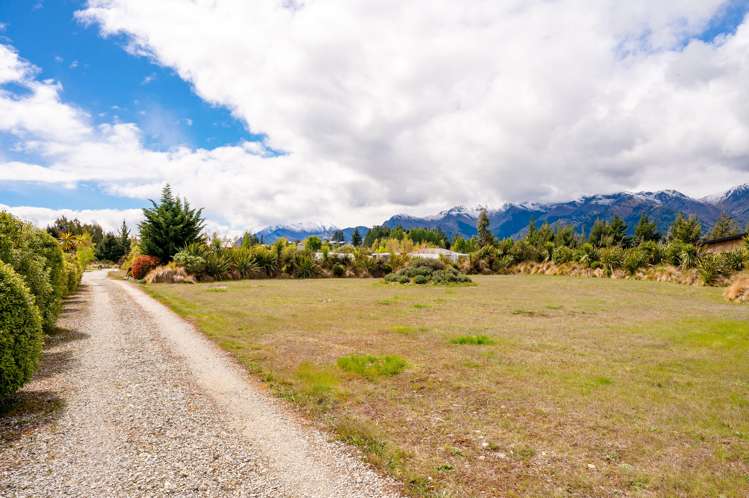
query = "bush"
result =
(30, 230, 66, 330)
(131, 255, 161, 280)
(413, 275, 428, 284)
(638, 241, 662, 265)
(173, 251, 206, 276)
(0, 261, 43, 399)
(623, 248, 647, 275)
(450, 335, 495, 345)
(552, 246, 575, 265)
(697, 253, 723, 286)
(724, 273, 749, 303)
(0, 212, 54, 331)
(64, 258, 81, 294)
(599, 247, 624, 272)
(332, 263, 346, 277)
(231, 247, 259, 278)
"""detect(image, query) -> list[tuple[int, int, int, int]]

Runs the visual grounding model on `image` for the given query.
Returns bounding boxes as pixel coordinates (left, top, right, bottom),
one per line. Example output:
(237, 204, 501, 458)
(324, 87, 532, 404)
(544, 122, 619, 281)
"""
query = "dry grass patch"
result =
(143, 275, 749, 497)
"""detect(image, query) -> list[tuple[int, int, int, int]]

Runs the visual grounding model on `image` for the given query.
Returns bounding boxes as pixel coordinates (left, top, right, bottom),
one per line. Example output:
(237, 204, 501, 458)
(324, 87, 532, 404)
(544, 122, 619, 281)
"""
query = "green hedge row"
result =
(0, 211, 85, 399)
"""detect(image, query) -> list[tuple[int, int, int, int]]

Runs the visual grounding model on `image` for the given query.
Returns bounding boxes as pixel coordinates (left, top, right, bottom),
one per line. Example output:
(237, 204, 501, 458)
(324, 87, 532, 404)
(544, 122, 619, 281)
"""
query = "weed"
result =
(450, 335, 496, 345)
(413, 303, 431, 309)
(337, 354, 408, 379)
(390, 325, 428, 335)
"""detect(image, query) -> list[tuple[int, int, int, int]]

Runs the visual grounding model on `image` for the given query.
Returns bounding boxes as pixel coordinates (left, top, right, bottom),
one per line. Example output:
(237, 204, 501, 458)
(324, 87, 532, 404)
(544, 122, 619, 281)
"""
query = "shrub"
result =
(0, 261, 43, 399)
(173, 251, 206, 276)
(697, 253, 723, 285)
(293, 253, 320, 278)
(721, 250, 744, 273)
(230, 247, 259, 278)
(120, 243, 142, 272)
(337, 354, 408, 379)
(30, 230, 66, 330)
(64, 257, 81, 294)
(332, 263, 346, 277)
(131, 255, 161, 280)
(623, 248, 647, 275)
(638, 241, 662, 265)
(552, 246, 575, 265)
(413, 275, 428, 284)
(203, 250, 232, 280)
(599, 247, 624, 272)
(252, 246, 279, 277)
(0, 212, 54, 330)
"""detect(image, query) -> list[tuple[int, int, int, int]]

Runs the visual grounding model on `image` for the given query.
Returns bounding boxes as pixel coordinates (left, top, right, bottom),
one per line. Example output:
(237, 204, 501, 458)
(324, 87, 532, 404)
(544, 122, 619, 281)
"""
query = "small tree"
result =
(304, 236, 322, 252)
(351, 228, 362, 247)
(139, 184, 205, 262)
(634, 215, 660, 243)
(240, 231, 260, 248)
(609, 215, 629, 247)
(589, 219, 609, 247)
(708, 213, 739, 240)
(477, 208, 494, 247)
(669, 213, 702, 244)
(332, 229, 345, 243)
(118, 220, 131, 255)
(95, 232, 127, 262)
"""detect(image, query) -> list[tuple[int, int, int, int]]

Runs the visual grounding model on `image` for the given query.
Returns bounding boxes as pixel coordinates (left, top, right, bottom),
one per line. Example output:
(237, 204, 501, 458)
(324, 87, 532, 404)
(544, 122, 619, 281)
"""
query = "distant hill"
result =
(253, 184, 749, 242)
(254, 224, 369, 244)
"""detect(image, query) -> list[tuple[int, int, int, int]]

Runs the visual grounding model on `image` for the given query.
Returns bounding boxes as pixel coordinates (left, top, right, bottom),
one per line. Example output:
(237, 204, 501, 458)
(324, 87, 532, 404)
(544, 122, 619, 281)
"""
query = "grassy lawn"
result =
(142, 275, 749, 497)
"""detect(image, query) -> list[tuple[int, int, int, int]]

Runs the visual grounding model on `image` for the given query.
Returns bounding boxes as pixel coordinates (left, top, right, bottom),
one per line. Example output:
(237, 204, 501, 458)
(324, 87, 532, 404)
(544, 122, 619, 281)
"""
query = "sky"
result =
(0, 0, 749, 235)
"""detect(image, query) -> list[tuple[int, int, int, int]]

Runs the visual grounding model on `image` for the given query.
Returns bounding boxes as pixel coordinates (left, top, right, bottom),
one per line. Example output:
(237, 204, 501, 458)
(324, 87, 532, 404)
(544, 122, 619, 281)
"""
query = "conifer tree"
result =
(139, 185, 205, 261)
(477, 208, 494, 247)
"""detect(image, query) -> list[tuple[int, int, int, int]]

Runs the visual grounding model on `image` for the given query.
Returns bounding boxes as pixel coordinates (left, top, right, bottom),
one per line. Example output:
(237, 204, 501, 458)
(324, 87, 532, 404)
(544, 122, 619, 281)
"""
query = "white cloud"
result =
(2, 1, 749, 232)
(0, 204, 142, 234)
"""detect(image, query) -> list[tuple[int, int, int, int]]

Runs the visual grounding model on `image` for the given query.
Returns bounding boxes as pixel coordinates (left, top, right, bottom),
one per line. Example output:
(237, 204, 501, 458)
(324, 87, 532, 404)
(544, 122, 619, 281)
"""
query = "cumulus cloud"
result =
(2, 1, 749, 232)
(0, 203, 143, 233)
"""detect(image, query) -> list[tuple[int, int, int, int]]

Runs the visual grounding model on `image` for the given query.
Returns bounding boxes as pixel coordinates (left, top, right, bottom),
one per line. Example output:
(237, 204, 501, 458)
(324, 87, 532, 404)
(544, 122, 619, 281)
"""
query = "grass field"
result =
(142, 275, 749, 497)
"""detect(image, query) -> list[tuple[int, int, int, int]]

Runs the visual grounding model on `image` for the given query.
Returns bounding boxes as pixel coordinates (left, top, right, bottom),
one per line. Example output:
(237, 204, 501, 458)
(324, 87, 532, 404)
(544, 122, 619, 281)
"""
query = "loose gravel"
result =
(0, 270, 400, 497)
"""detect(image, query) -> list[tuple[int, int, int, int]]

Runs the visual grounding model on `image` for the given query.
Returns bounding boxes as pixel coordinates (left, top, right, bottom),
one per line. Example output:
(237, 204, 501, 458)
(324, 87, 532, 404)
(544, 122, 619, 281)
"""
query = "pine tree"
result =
(477, 208, 494, 247)
(634, 215, 660, 243)
(708, 213, 739, 240)
(332, 229, 345, 243)
(351, 228, 362, 247)
(139, 184, 205, 261)
(589, 219, 609, 247)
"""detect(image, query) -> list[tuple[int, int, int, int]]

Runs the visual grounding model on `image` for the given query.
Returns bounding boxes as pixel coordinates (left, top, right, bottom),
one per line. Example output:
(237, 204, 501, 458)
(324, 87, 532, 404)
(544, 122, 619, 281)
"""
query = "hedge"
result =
(0, 212, 55, 331)
(0, 261, 43, 399)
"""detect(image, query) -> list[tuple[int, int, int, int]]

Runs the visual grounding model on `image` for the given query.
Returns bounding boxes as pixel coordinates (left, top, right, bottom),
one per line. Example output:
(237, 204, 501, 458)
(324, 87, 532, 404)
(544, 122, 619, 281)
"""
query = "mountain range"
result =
(254, 184, 749, 243)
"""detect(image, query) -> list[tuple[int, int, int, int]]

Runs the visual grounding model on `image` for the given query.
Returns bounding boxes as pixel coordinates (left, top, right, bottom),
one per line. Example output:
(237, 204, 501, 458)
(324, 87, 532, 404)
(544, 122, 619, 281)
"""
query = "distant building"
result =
(701, 233, 747, 253)
(408, 247, 468, 262)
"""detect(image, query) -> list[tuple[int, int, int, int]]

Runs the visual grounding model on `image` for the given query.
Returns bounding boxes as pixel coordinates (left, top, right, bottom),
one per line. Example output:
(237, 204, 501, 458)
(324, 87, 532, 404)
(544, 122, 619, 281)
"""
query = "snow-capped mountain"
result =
(253, 185, 749, 242)
(254, 224, 368, 243)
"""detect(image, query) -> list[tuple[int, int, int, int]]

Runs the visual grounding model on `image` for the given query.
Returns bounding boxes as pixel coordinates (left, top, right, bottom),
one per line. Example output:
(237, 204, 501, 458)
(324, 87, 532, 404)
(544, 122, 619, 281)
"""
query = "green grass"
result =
(449, 335, 496, 345)
(337, 354, 408, 379)
(142, 274, 749, 497)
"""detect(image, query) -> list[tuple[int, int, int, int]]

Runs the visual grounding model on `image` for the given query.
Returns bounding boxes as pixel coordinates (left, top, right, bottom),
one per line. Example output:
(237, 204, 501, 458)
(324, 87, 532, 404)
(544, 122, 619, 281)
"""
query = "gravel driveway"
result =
(0, 270, 400, 497)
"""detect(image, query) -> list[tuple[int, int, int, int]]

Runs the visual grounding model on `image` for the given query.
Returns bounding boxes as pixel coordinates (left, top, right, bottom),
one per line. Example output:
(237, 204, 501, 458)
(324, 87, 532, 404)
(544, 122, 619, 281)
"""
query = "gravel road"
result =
(0, 270, 400, 497)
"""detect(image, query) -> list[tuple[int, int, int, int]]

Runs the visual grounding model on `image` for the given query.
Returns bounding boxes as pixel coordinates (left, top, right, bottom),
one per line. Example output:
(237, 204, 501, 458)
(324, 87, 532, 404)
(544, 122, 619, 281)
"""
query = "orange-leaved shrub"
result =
(131, 255, 160, 280)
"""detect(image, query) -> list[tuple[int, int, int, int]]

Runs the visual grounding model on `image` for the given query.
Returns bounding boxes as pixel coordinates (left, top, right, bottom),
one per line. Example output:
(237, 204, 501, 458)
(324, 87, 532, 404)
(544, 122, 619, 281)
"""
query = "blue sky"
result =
(0, 1, 748, 233)
(0, 0, 254, 210)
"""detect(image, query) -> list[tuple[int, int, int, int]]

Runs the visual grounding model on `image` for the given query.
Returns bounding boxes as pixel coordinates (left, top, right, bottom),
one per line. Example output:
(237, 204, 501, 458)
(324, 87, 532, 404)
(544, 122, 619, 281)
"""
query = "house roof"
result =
(701, 232, 747, 245)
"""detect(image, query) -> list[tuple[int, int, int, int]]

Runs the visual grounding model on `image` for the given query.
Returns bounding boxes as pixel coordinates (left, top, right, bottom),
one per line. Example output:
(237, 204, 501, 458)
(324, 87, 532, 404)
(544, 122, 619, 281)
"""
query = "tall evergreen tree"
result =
(634, 215, 660, 243)
(609, 216, 628, 246)
(118, 220, 131, 255)
(589, 219, 609, 247)
(351, 228, 362, 247)
(477, 208, 494, 247)
(668, 213, 702, 244)
(331, 229, 345, 243)
(708, 213, 739, 240)
(139, 185, 205, 261)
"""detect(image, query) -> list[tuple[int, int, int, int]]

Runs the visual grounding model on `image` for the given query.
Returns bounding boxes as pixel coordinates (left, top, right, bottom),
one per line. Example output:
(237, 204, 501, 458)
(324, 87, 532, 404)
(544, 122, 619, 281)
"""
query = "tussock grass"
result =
(337, 354, 408, 379)
(450, 335, 495, 345)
